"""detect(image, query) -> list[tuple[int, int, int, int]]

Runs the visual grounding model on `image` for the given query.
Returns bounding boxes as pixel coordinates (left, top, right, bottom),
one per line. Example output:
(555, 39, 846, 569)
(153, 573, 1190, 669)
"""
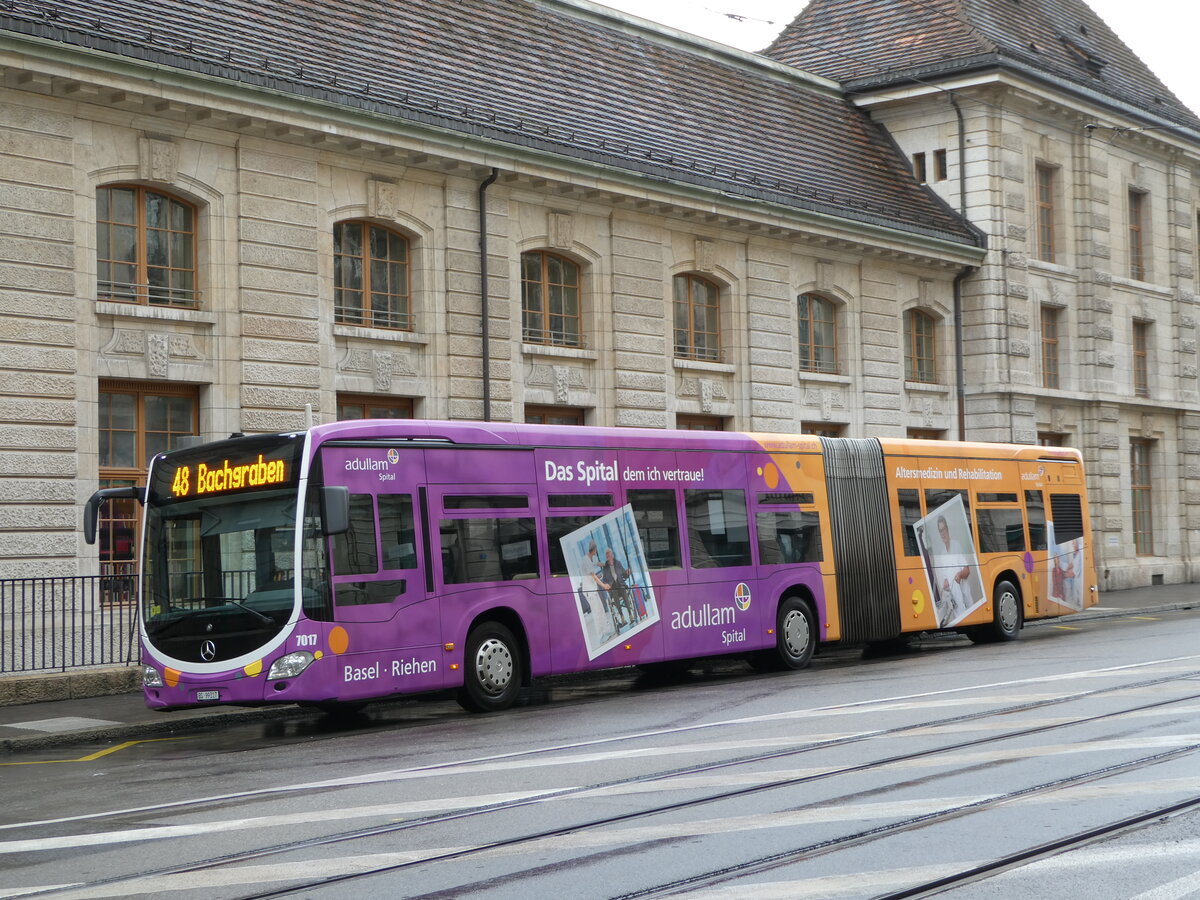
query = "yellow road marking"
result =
(1, 738, 184, 766)
(1130, 616, 1161, 621)
(1052, 625, 1081, 631)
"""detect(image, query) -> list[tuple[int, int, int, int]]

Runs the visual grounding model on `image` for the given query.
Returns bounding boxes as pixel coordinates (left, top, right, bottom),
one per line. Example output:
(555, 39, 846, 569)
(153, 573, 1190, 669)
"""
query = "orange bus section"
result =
(880, 439, 1095, 640)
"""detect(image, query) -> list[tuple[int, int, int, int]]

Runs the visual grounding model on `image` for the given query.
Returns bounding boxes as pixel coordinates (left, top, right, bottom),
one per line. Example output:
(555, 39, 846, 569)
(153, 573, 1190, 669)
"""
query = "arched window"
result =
(673, 273, 720, 361)
(798, 293, 837, 374)
(334, 221, 412, 330)
(97, 185, 197, 307)
(904, 309, 937, 383)
(521, 251, 581, 347)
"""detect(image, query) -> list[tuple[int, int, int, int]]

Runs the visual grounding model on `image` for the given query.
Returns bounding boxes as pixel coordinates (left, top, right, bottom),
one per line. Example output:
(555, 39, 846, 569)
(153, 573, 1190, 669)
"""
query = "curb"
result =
(0, 666, 141, 707)
(1027, 601, 1196, 626)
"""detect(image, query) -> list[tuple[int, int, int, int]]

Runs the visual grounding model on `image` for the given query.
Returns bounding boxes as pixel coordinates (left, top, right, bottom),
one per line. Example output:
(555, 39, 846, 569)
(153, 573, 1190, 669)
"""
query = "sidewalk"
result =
(2, 584, 1196, 754)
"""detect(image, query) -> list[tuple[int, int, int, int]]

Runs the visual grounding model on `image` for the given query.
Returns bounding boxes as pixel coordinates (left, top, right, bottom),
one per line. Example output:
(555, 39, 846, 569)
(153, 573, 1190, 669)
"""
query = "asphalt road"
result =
(3, 605, 1200, 899)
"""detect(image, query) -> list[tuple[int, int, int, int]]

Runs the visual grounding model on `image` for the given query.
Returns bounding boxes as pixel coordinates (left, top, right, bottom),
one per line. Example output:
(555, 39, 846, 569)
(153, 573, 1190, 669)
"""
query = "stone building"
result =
(0, 0, 1195, 590)
(768, 0, 1200, 589)
(0, 0, 984, 580)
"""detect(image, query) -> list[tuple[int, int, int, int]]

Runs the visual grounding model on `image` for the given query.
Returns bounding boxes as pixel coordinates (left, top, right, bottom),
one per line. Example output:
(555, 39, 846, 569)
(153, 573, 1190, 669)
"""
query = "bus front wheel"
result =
(774, 597, 817, 670)
(458, 621, 523, 713)
(969, 579, 1023, 644)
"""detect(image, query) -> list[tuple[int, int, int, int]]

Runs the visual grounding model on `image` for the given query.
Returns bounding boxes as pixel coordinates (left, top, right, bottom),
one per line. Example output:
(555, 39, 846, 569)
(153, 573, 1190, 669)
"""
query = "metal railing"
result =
(0, 575, 139, 674)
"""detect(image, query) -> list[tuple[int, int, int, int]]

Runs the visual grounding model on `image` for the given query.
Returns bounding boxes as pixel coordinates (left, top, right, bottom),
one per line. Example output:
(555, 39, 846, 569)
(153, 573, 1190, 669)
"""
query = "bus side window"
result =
(331, 493, 378, 576)
(756, 508, 822, 564)
(1025, 490, 1047, 551)
(976, 507, 1027, 553)
(439, 517, 539, 583)
(897, 489, 922, 556)
(1050, 493, 1085, 543)
(378, 494, 418, 570)
(628, 489, 681, 570)
(546, 516, 597, 577)
(685, 490, 751, 568)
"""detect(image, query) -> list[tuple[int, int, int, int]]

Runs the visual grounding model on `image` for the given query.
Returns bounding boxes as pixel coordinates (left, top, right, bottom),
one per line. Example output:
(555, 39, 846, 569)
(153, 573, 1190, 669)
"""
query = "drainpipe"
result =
(949, 94, 972, 441)
(478, 168, 499, 422)
(953, 267, 974, 441)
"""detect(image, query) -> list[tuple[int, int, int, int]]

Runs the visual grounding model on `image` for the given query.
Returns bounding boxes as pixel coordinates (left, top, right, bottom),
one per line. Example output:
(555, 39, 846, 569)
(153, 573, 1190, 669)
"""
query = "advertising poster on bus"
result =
(914, 494, 986, 628)
(1046, 522, 1085, 611)
(561, 505, 660, 660)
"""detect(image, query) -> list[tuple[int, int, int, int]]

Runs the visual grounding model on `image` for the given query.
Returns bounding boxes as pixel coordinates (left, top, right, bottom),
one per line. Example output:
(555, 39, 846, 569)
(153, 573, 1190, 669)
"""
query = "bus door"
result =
(426, 474, 551, 678)
(316, 445, 441, 683)
(914, 457, 985, 631)
(665, 451, 761, 660)
(971, 467, 1029, 616)
(1024, 460, 1090, 614)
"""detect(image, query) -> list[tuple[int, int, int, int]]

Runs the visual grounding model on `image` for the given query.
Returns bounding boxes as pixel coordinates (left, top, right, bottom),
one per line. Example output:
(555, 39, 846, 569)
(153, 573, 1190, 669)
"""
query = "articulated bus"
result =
(84, 421, 1097, 713)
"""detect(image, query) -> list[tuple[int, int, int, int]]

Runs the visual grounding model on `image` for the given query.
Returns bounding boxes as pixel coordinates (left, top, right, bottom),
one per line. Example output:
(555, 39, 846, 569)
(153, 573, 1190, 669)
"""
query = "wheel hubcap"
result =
(998, 590, 1019, 632)
(474, 637, 513, 695)
(782, 609, 810, 659)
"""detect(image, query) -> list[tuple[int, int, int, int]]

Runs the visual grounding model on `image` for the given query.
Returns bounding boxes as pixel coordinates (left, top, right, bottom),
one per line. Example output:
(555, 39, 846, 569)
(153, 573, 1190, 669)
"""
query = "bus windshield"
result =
(141, 434, 306, 664)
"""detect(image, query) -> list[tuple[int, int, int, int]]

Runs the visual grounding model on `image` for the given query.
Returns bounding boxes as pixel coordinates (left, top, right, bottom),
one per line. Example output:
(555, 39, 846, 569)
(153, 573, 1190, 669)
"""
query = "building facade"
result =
(768, 0, 1200, 589)
(0, 0, 983, 579)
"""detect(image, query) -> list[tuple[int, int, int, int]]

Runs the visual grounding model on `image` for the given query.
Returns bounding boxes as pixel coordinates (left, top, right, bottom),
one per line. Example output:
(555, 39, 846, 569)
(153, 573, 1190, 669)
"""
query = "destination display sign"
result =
(149, 434, 305, 505)
(169, 453, 289, 498)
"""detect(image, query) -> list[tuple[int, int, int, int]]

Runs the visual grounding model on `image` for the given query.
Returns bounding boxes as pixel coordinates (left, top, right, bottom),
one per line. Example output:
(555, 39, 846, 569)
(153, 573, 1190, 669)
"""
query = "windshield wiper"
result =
(214, 598, 275, 626)
(146, 609, 200, 638)
(153, 598, 275, 628)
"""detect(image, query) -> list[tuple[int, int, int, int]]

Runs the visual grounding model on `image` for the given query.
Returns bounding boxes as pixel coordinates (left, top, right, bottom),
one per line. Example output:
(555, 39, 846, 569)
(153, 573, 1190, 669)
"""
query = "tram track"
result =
(873, 793, 1200, 899)
(11, 665, 1200, 899)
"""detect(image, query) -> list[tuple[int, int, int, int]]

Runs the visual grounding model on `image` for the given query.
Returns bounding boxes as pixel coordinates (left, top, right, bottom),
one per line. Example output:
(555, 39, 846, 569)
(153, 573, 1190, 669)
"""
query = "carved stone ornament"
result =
(138, 137, 179, 184)
(909, 394, 939, 427)
(549, 212, 574, 250)
(679, 377, 729, 409)
(337, 346, 418, 380)
(528, 363, 587, 398)
(147, 334, 170, 378)
(373, 350, 394, 392)
(803, 386, 845, 421)
(1050, 406, 1067, 434)
(695, 239, 715, 273)
(368, 180, 402, 221)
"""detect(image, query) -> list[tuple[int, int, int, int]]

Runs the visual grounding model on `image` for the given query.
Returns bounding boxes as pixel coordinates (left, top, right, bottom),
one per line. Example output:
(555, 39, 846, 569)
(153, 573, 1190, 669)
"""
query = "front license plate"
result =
(196, 690, 220, 702)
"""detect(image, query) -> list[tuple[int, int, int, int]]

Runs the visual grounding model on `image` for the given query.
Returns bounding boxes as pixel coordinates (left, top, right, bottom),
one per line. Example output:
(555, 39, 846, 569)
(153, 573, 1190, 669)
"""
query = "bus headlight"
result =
(268, 651, 315, 680)
(142, 665, 163, 687)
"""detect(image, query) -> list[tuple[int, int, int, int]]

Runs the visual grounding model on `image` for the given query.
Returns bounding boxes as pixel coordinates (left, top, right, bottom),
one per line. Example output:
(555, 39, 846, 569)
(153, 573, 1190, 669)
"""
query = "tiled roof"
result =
(0, 0, 981, 247)
(765, 0, 1200, 133)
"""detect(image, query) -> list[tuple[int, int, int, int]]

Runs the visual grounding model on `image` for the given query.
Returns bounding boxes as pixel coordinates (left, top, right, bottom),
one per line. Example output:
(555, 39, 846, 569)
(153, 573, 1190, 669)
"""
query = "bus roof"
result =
(303, 419, 1082, 462)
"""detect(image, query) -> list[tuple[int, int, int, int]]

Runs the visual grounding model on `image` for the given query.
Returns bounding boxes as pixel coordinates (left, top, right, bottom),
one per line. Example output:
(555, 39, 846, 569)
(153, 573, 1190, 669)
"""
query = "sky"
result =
(598, 0, 1200, 117)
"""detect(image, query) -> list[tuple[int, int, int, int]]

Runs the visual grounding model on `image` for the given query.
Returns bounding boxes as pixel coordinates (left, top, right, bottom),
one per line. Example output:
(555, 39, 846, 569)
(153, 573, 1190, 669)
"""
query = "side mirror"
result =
(320, 485, 350, 536)
(84, 486, 146, 545)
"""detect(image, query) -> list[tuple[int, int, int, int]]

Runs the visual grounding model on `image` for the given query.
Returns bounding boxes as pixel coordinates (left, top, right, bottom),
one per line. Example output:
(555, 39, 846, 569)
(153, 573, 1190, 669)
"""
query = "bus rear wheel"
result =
(458, 621, 523, 713)
(969, 579, 1023, 644)
(770, 597, 817, 670)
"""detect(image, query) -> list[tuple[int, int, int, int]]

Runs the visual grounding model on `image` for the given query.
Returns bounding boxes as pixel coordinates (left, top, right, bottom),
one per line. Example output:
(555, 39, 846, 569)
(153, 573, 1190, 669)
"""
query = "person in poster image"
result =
(600, 547, 634, 630)
(584, 540, 617, 637)
(930, 514, 972, 627)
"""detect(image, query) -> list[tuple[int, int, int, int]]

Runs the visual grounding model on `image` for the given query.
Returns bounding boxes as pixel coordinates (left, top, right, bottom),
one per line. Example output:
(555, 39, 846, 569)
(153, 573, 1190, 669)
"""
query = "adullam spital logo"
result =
(734, 583, 752, 611)
(387, 448, 400, 465)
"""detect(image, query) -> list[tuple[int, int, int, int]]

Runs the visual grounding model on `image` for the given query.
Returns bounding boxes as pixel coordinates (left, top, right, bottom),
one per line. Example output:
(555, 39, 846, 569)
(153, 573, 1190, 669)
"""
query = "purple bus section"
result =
(141, 420, 830, 708)
(308, 420, 827, 704)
